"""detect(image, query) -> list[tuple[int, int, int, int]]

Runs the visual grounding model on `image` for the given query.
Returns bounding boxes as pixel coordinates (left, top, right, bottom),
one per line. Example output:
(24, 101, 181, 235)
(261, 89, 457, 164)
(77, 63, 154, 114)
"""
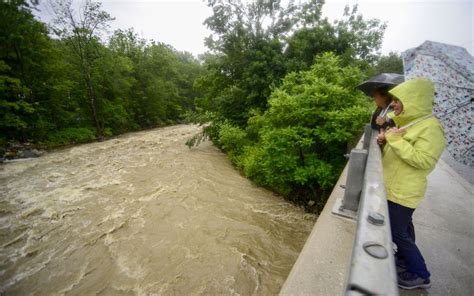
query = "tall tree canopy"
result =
(50, 0, 114, 137)
(0, 0, 59, 141)
(372, 51, 404, 75)
(196, 0, 385, 125)
(1, 0, 204, 149)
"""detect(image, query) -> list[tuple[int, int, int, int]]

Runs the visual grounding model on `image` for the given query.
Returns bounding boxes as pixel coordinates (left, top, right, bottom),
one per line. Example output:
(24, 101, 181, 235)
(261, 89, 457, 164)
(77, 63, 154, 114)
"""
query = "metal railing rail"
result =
(344, 130, 398, 295)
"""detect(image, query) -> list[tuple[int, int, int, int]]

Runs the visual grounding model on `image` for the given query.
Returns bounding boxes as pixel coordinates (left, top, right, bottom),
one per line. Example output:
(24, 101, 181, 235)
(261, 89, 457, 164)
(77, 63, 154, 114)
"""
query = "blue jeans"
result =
(388, 200, 430, 279)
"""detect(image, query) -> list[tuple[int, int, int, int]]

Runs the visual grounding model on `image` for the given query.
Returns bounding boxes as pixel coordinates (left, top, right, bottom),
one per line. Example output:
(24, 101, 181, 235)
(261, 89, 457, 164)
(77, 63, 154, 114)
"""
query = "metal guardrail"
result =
(333, 125, 399, 295)
(346, 130, 398, 295)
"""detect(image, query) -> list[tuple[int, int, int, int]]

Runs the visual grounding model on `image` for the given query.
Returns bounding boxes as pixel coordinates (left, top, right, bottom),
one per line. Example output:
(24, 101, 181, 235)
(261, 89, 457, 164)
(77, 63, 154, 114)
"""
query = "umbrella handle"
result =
(380, 106, 390, 118)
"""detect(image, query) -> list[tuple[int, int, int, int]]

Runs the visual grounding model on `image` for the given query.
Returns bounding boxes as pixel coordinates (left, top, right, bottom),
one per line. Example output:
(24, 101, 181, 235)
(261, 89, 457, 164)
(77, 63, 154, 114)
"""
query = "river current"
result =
(0, 124, 316, 295)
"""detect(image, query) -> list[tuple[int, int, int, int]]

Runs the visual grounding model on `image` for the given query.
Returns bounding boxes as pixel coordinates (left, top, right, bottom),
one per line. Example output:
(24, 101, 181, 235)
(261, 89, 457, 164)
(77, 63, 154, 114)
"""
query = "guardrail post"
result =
(363, 124, 372, 150)
(342, 149, 368, 212)
(332, 148, 368, 219)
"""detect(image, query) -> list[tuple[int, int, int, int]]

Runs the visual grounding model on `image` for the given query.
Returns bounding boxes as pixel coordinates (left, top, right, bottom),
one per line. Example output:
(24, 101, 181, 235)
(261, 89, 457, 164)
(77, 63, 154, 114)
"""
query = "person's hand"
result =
(375, 116, 385, 126)
(376, 130, 386, 145)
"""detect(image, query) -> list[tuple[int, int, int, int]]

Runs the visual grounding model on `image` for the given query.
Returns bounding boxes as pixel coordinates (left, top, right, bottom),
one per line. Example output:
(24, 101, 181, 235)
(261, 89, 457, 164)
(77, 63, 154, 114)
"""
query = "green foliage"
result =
(0, 2, 205, 150)
(372, 52, 404, 75)
(108, 32, 204, 129)
(185, 130, 208, 149)
(198, 0, 385, 126)
(0, 62, 33, 136)
(50, 0, 115, 137)
(0, 1, 46, 140)
(286, 5, 386, 72)
(197, 53, 371, 209)
(45, 128, 96, 146)
(217, 122, 249, 163)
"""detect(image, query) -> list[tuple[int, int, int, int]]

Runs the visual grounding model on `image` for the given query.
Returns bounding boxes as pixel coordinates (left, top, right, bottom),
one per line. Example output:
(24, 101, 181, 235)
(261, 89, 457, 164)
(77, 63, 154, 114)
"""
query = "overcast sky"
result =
(35, 0, 473, 57)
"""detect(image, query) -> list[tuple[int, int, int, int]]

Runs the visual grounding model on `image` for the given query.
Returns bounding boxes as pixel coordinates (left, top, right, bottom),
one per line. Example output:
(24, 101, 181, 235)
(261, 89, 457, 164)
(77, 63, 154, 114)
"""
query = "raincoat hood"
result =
(388, 78, 434, 127)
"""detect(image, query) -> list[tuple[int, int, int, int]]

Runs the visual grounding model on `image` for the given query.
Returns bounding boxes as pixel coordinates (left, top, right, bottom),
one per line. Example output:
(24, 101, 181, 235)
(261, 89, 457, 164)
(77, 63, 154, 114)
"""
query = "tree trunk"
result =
(83, 67, 103, 138)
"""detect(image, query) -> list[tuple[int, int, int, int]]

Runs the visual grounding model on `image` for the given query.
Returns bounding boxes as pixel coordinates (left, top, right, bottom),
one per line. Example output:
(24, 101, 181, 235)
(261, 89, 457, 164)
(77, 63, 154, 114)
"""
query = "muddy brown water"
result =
(0, 124, 316, 295)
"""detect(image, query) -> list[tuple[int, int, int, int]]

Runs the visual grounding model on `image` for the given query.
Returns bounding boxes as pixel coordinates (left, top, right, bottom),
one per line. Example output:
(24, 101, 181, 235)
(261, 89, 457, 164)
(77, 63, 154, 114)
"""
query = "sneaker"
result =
(398, 271, 431, 290)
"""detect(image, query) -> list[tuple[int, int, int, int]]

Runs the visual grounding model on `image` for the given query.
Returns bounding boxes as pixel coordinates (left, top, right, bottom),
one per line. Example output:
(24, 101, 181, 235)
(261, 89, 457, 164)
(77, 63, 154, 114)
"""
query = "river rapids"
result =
(0, 124, 316, 295)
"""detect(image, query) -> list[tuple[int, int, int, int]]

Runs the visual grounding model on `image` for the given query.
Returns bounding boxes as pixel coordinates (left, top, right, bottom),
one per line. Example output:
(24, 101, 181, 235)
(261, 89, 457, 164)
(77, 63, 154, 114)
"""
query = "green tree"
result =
(285, 5, 386, 72)
(109, 29, 204, 129)
(218, 53, 372, 208)
(372, 51, 404, 74)
(1, 0, 205, 151)
(93, 44, 135, 134)
(191, 3, 388, 204)
(199, 0, 309, 125)
(0, 0, 64, 141)
(50, 0, 114, 138)
(0, 61, 33, 140)
(198, 0, 385, 126)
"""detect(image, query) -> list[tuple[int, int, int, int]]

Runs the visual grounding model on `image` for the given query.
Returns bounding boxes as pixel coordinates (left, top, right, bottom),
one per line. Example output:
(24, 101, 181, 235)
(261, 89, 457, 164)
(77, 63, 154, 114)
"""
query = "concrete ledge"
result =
(280, 164, 356, 295)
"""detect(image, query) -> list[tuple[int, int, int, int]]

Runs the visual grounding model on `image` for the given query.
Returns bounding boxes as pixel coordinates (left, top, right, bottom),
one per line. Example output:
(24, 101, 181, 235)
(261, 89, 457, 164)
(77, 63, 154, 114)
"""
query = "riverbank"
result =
(0, 122, 188, 163)
(0, 143, 46, 163)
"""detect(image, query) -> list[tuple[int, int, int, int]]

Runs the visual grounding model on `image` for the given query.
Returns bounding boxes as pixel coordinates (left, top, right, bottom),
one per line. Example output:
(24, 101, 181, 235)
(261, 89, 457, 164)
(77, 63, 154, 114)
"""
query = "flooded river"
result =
(0, 124, 316, 295)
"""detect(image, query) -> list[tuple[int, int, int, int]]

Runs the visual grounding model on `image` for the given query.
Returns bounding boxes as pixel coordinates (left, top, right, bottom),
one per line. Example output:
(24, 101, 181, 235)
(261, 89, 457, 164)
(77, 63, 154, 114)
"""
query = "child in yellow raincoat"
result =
(377, 78, 445, 290)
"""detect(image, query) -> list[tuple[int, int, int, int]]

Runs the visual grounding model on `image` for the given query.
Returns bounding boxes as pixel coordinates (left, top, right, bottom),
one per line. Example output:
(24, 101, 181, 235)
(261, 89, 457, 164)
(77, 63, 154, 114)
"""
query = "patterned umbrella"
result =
(402, 40, 474, 166)
(356, 73, 405, 97)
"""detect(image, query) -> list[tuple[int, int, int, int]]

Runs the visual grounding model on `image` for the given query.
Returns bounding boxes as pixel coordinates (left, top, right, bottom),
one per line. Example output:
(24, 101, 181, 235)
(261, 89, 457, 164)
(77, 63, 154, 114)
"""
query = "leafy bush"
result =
(45, 128, 96, 146)
(218, 122, 248, 158)
(184, 111, 221, 149)
(238, 53, 370, 208)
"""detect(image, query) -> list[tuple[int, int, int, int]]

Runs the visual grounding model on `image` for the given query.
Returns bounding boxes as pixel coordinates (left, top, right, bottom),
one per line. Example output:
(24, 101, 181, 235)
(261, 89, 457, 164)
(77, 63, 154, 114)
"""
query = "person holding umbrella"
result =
(356, 73, 404, 132)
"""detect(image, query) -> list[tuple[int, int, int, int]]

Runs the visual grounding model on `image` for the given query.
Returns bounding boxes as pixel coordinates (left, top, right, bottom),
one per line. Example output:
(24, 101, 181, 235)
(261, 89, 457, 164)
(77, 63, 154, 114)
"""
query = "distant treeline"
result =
(1, 0, 204, 148)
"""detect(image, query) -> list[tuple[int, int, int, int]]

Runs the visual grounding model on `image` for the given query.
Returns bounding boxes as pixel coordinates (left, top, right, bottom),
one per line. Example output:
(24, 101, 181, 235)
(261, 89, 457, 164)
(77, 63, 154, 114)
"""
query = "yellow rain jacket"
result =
(383, 78, 446, 209)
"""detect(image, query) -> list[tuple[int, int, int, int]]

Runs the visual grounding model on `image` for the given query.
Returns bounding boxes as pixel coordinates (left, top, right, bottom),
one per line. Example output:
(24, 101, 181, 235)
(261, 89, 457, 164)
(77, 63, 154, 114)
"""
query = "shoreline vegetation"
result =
(0, 120, 186, 163)
(1, 0, 402, 212)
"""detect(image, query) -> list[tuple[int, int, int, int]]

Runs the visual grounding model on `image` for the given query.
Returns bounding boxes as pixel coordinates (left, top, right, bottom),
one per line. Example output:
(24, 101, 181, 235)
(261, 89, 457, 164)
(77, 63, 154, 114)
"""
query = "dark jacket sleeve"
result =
(385, 118, 396, 129)
(372, 107, 395, 131)
(371, 107, 382, 130)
